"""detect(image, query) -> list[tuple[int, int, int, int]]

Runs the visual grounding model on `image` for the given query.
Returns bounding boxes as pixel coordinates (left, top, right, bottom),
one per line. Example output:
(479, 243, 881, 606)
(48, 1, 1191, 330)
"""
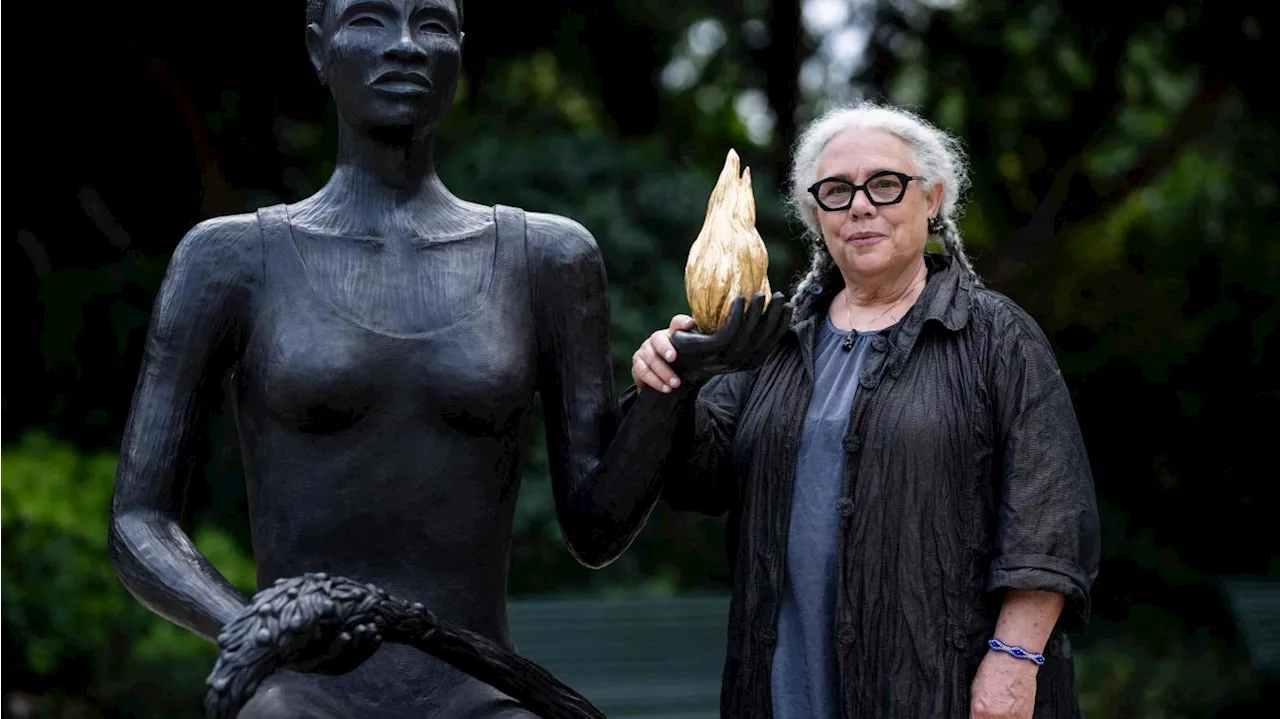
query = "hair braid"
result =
(792, 243, 837, 302)
(937, 215, 981, 285)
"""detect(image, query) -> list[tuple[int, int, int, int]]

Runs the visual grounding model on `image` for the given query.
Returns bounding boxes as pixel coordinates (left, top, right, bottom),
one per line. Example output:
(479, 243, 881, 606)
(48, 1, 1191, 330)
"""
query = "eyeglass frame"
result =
(806, 170, 927, 211)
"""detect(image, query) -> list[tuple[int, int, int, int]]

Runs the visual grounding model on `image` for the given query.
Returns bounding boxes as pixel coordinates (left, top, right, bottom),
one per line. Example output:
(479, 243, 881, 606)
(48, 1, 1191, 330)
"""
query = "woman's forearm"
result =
(991, 589, 1064, 653)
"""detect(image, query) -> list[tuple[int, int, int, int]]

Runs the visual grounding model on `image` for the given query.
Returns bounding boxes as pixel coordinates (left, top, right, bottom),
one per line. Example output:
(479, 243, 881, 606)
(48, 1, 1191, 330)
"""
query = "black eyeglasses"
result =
(807, 170, 925, 211)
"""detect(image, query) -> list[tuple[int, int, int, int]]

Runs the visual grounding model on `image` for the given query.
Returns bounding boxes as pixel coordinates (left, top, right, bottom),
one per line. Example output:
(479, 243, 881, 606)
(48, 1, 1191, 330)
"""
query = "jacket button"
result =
(837, 624, 855, 646)
(842, 434, 861, 453)
(859, 371, 875, 388)
(836, 498, 855, 518)
(871, 335, 888, 352)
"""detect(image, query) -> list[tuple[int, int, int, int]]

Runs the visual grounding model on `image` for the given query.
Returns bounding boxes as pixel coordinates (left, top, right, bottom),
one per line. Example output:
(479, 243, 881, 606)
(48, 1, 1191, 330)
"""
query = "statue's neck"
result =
(294, 119, 481, 237)
(331, 120, 442, 199)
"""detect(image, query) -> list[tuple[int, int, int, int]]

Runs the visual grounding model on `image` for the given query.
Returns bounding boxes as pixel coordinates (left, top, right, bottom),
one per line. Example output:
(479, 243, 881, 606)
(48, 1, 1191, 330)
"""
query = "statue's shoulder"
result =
(165, 211, 262, 284)
(523, 211, 602, 268)
(182, 212, 262, 244)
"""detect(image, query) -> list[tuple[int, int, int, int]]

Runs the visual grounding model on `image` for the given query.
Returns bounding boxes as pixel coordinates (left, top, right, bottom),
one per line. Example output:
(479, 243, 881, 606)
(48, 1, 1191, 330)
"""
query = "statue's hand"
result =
(630, 292, 791, 395)
(205, 574, 423, 719)
(204, 573, 606, 719)
(669, 292, 792, 385)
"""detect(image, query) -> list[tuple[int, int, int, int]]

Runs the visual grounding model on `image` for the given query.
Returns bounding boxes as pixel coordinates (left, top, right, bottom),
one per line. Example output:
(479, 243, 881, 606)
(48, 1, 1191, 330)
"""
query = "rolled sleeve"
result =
(987, 555, 1094, 630)
(987, 310, 1101, 632)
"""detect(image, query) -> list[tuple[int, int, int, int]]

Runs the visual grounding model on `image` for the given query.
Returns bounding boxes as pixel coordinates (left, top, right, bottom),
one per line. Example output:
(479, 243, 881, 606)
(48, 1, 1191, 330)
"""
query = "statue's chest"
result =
(286, 228, 496, 336)
(240, 226, 537, 435)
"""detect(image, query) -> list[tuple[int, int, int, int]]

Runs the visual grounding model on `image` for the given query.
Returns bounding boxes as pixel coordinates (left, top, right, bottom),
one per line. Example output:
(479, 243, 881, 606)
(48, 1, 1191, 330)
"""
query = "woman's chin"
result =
(836, 246, 895, 276)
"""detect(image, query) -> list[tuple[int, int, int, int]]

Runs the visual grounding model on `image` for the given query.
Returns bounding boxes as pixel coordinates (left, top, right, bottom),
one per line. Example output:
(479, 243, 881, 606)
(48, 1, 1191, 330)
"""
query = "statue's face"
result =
(307, 0, 461, 133)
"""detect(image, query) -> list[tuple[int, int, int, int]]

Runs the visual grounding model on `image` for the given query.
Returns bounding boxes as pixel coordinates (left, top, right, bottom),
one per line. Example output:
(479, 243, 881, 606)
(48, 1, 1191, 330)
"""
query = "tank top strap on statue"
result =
(492, 204, 528, 288)
(492, 204, 526, 245)
(255, 203, 291, 244)
(256, 202, 300, 291)
(492, 204, 536, 316)
(254, 203, 297, 290)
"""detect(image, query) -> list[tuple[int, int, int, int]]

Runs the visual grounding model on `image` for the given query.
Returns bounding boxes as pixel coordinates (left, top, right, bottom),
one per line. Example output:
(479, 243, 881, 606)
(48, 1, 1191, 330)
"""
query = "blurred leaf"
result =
(2, 433, 253, 715)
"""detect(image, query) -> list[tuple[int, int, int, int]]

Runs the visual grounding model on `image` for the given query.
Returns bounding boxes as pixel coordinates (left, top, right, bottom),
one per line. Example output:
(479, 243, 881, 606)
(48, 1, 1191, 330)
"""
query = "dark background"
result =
(4, 1, 1278, 716)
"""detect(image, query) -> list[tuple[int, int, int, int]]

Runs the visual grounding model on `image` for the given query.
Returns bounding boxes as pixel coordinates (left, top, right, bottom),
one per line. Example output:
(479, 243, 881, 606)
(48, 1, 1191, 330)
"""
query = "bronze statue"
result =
(108, 0, 791, 716)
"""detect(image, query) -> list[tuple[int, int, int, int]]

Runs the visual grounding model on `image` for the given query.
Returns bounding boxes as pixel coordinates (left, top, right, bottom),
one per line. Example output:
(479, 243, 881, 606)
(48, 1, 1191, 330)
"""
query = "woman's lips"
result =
(846, 232, 885, 246)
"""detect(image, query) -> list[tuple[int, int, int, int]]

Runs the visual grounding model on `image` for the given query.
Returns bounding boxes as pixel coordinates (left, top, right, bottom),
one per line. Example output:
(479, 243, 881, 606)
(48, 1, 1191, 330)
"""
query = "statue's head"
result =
(305, 0, 464, 134)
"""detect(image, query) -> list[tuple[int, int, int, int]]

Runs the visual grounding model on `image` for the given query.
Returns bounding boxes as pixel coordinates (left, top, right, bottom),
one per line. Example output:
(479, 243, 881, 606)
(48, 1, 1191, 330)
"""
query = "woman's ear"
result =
(926, 180, 945, 218)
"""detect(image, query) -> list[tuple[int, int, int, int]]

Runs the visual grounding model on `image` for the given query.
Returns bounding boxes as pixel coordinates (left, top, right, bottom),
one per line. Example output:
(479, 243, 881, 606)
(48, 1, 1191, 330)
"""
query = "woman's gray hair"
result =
(786, 101, 980, 298)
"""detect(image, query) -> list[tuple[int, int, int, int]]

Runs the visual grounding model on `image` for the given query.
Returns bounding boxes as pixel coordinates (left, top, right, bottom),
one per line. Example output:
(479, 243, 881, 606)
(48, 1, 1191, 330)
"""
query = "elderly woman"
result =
(631, 102, 1101, 719)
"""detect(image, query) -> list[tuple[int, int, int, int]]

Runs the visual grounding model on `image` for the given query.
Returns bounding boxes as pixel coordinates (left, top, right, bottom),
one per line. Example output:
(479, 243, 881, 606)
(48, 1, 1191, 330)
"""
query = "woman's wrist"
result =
(986, 636, 1045, 666)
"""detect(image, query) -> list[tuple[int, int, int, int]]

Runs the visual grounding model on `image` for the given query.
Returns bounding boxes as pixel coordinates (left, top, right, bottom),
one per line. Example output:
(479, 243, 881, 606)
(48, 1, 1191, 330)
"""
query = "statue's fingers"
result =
(727, 292, 767, 357)
(756, 293, 788, 345)
(695, 296, 746, 354)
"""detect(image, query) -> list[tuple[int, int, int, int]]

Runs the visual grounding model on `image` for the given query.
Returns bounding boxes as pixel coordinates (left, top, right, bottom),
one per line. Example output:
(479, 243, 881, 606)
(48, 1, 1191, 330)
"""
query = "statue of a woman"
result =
(108, 0, 788, 716)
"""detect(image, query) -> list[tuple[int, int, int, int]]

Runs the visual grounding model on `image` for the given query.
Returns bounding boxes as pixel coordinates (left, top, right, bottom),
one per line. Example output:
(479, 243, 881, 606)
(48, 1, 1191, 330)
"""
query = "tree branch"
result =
(980, 75, 1227, 287)
(1084, 76, 1227, 222)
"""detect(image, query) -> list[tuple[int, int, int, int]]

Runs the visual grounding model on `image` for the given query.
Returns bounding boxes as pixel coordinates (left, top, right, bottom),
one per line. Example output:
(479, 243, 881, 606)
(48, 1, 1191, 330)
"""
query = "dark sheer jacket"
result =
(641, 253, 1100, 718)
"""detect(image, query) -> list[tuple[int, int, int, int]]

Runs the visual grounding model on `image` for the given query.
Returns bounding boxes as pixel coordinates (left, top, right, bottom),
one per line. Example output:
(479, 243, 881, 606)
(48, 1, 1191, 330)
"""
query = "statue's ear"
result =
(305, 22, 327, 84)
(459, 30, 466, 52)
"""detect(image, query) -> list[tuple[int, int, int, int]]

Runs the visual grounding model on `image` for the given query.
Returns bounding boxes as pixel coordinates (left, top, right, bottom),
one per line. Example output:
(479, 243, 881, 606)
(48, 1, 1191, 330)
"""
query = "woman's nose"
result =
(847, 189, 876, 217)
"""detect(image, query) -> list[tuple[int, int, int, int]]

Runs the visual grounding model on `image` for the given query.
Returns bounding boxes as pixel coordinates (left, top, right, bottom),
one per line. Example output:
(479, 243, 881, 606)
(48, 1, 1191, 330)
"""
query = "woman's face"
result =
(811, 128, 942, 283)
(307, 0, 461, 133)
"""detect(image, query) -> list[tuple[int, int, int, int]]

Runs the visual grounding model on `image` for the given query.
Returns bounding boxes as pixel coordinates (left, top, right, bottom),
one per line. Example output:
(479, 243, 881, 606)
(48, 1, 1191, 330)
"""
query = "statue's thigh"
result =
(436, 677, 541, 719)
(236, 676, 345, 719)
(236, 669, 545, 718)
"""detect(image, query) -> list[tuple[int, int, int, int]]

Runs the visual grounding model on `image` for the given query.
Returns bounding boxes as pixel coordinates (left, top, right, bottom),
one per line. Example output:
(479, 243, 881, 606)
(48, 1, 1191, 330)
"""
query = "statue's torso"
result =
(229, 205, 539, 714)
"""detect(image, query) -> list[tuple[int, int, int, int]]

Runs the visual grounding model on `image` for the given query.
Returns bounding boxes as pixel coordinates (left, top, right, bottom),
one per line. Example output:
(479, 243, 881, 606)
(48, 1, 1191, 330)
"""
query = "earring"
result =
(927, 216, 944, 235)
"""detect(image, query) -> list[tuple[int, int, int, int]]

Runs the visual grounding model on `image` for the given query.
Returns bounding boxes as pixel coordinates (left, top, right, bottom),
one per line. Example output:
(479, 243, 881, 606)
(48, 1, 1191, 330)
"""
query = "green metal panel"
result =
(508, 594, 732, 718)
(1219, 577, 1280, 678)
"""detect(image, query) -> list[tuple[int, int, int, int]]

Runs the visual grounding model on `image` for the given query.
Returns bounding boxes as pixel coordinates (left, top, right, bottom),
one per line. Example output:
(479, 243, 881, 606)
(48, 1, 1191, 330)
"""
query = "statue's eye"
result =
(350, 15, 384, 28)
(419, 21, 448, 34)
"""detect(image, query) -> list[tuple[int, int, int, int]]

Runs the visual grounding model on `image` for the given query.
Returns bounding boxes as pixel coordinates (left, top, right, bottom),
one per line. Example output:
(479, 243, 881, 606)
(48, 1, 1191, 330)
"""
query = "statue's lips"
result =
(371, 71, 431, 95)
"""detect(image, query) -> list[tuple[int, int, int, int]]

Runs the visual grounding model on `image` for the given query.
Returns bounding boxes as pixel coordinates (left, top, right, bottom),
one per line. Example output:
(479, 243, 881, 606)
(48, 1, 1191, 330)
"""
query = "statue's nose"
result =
(385, 25, 427, 62)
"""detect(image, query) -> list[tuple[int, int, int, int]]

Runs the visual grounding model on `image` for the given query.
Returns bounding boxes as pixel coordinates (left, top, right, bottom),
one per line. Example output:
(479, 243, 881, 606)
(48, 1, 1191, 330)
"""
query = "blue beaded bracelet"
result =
(988, 637, 1045, 665)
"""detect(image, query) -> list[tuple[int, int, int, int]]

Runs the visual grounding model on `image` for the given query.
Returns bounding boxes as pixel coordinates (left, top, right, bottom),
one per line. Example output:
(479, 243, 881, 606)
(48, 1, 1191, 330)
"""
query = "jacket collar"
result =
(787, 252, 974, 378)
